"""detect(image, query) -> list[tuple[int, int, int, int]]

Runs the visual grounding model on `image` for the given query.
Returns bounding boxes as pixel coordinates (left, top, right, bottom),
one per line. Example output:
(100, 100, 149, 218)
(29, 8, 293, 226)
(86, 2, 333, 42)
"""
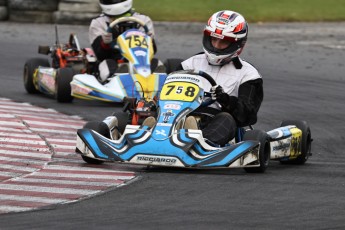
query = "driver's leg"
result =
(98, 59, 118, 83)
(202, 112, 236, 146)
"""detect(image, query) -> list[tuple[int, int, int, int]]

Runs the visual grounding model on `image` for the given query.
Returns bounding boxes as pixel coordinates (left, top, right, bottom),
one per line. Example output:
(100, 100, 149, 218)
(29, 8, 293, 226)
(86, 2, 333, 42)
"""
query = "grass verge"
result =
(134, 0, 345, 22)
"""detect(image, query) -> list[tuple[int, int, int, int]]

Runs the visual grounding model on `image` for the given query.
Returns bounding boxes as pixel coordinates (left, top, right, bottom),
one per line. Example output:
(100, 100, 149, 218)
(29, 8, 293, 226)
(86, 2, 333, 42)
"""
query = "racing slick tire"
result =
(23, 58, 50, 94)
(164, 58, 183, 74)
(56, 67, 74, 103)
(80, 121, 111, 164)
(280, 120, 312, 165)
(243, 129, 270, 173)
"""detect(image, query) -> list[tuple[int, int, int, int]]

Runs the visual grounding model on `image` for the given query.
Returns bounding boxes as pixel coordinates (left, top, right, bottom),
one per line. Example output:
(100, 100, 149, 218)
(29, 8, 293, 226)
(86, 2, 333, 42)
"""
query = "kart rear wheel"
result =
(80, 121, 112, 164)
(243, 129, 270, 173)
(56, 67, 75, 103)
(164, 58, 183, 74)
(280, 120, 312, 164)
(23, 58, 49, 94)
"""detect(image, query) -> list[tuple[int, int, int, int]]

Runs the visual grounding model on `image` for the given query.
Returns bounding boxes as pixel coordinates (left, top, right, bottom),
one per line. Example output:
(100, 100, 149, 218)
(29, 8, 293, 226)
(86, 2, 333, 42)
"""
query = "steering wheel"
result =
(195, 70, 217, 86)
(170, 70, 216, 106)
(108, 16, 149, 37)
(193, 70, 217, 107)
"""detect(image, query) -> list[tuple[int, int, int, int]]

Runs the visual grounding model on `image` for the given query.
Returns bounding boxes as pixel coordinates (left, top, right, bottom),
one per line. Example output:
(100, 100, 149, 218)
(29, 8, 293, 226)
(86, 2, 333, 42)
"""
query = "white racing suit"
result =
(181, 54, 263, 145)
(89, 11, 155, 82)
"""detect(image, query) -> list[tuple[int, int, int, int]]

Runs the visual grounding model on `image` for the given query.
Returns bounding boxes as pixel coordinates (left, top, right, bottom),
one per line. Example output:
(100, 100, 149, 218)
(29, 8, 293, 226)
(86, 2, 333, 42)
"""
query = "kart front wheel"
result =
(23, 58, 49, 94)
(243, 129, 270, 173)
(56, 67, 74, 103)
(80, 121, 112, 164)
(280, 120, 312, 164)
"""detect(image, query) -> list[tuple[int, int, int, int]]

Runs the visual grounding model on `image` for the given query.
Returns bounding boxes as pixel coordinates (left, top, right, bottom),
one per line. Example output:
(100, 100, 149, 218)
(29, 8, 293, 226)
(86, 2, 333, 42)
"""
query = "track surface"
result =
(0, 21, 345, 229)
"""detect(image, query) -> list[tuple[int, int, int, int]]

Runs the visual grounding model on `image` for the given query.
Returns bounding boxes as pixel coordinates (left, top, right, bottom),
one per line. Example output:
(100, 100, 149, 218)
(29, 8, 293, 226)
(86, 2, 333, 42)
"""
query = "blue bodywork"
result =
(76, 72, 261, 168)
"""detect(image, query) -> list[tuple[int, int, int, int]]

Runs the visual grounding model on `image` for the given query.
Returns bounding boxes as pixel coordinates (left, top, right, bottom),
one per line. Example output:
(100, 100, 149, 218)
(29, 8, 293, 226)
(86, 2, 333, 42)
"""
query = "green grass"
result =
(134, 0, 345, 22)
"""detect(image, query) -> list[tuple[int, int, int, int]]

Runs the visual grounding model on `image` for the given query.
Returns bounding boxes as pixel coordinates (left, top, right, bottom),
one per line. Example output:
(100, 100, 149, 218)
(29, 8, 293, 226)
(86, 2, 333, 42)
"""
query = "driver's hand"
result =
(102, 32, 112, 44)
(210, 85, 225, 101)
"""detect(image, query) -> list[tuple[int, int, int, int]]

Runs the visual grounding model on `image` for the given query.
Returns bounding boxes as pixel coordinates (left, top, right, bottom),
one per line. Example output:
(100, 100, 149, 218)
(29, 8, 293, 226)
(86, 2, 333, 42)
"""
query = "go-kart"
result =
(23, 25, 97, 102)
(70, 17, 167, 103)
(75, 70, 312, 173)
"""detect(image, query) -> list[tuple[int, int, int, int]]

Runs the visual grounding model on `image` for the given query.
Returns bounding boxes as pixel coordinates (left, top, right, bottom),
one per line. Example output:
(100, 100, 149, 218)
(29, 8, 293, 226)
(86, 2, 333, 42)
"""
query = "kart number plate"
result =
(125, 35, 149, 49)
(160, 82, 199, 102)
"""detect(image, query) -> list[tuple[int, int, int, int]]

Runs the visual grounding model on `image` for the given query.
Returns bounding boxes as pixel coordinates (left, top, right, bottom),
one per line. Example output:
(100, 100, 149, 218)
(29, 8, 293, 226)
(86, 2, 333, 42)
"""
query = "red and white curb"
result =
(0, 98, 137, 214)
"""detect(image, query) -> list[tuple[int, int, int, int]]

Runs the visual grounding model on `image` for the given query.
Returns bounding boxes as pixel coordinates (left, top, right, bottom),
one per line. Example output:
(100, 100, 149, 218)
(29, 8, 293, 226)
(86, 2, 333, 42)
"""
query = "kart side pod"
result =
(268, 125, 306, 161)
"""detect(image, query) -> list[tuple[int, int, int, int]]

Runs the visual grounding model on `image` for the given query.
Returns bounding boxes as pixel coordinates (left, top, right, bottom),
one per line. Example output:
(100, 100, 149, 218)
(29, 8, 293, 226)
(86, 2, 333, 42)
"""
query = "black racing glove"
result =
(210, 85, 225, 102)
(210, 85, 238, 112)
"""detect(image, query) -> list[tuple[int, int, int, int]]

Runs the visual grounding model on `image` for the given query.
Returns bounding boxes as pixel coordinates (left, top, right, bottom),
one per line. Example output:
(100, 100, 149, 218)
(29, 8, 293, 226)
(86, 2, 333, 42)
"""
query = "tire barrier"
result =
(8, 0, 58, 23)
(3, 0, 101, 24)
(54, 0, 100, 25)
(0, 0, 7, 20)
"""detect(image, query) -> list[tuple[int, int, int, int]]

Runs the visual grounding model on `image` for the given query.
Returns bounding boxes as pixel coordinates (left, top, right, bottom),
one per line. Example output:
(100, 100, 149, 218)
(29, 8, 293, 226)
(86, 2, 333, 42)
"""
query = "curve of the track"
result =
(0, 21, 345, 230)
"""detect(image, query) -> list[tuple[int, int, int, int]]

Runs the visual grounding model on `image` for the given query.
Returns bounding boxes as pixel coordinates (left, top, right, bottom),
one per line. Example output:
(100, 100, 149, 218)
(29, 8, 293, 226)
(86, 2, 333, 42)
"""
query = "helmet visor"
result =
(100, 0, 126, 5)
(203, 31, 242, 56)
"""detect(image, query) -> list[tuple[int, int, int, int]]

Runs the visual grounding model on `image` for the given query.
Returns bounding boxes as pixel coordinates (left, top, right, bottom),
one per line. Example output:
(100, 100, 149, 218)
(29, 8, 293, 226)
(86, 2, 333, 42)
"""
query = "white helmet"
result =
(99, 0, 133, 16)
(203, 10, 248, 66)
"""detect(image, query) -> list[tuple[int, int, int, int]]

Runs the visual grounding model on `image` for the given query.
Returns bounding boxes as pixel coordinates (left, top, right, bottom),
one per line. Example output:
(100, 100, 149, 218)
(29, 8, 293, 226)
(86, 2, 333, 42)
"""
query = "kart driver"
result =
(89, 0, 156, 82)
(179, 10, 264, 146)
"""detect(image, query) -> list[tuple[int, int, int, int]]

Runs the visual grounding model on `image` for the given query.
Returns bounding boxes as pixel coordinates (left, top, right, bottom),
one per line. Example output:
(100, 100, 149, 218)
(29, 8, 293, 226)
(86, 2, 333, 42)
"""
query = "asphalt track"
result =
(0, 21, 345, 229)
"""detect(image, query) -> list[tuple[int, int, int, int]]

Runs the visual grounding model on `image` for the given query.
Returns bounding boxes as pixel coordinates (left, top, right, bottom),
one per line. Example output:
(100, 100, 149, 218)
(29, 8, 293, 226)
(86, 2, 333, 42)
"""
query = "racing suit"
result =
(181, 53, 263, 145)
(89, 10, 155, 81)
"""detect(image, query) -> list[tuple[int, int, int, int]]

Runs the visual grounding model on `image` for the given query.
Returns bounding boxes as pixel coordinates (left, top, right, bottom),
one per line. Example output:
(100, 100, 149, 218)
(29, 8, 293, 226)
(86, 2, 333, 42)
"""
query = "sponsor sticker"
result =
(164, 103, 181, 110)
(134, 50, 147, 56)
(125, 30, 146, 37)
(162, 110, 175, 123)
(211, 32, 224, 39)
(157, 122, 172, 127)
(135, 155, 177, 165)
(155, 129, 167, 136)
(165, 74, 200, 84)
(71, 84, 92, 95)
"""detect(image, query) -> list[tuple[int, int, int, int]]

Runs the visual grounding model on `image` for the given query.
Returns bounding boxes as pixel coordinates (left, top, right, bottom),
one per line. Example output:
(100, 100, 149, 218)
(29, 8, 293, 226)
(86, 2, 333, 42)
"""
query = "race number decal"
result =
(160, 82, 199, 102)
(125, 35, 148, 48)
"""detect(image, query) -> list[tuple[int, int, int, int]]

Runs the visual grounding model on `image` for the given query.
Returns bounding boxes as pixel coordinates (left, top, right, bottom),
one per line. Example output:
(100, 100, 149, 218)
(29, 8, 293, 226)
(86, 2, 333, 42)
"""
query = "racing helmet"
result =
(203, 10, 248, 65)
(99, 0, 132, 16)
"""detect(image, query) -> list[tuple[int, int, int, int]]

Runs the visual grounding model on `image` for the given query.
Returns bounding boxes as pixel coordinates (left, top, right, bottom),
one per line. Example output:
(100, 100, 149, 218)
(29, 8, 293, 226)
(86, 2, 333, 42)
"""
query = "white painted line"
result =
(0, 121, 25, 127)
(24, 120, 82, 129)
(0, 150, 51, 159)
(0, 138, 46, 145)
(0, 156, 48, 165)
(33, 172, 134, 180)
(29, 128, 76, 135)
(46, 164, 135, 174)
(0, 171, 23, 177)
(0, 206, 33, 212)
(0, 194, 68, 203)
(13, 178, 119, 187)
(0, 127, 33, 134)
(51, 145, 76, 150)
(0, 132, 41, 139)
(0, 184, 99, 195)
(0, 164, 40, 172)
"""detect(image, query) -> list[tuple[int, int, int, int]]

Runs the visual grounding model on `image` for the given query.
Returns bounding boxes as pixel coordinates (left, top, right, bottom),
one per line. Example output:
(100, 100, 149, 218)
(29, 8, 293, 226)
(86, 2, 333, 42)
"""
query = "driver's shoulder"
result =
(132, 12, 152, 22)
(182, 53, 207, 69)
